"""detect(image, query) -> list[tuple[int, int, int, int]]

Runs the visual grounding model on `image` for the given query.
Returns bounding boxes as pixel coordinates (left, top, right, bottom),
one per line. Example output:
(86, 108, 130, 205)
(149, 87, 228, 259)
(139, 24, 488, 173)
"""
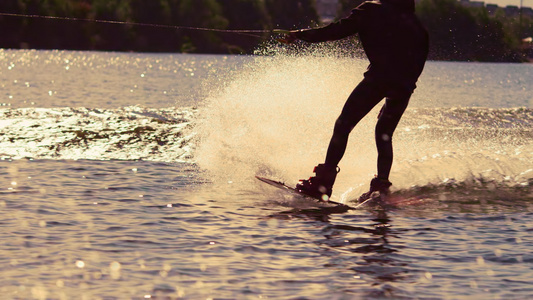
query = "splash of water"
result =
(194, 44, 532, 202)
(195, 44, 369, 185)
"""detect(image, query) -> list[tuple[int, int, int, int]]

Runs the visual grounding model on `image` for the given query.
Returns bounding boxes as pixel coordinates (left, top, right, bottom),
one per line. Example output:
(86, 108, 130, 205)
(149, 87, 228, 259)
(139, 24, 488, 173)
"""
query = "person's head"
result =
(380, 0, 415, 12)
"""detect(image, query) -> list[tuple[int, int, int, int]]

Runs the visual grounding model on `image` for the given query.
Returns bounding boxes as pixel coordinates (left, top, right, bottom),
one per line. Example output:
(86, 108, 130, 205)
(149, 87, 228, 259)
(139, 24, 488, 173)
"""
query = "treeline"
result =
(416, 0, 532, 61)
(0, 0, 532, 61)
(340, 0, 532, 62)
(0, 0, 319, 54)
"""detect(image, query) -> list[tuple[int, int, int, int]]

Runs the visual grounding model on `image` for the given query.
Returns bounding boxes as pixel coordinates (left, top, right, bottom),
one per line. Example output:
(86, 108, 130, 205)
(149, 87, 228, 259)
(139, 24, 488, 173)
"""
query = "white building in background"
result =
(316, 0, 339, 23)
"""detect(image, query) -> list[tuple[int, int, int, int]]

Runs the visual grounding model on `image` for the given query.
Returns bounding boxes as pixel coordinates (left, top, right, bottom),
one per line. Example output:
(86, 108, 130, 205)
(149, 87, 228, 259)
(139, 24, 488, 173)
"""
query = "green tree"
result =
(178, 0, 228, 53)
(14, 0, 91, 49)
(0, 0, 26, 48)
(86, 0, 134, 51)
(129, 0, 181, 52)
(0, 0, 528, 58)
(265, 0, 320, 29)
(416, 0, 522, 61)
(219, 0, 272, 53)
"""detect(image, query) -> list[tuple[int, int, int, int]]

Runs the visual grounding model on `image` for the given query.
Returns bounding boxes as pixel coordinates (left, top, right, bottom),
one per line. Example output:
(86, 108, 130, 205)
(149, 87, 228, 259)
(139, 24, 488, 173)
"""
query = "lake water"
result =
(0, 48, 532, 299)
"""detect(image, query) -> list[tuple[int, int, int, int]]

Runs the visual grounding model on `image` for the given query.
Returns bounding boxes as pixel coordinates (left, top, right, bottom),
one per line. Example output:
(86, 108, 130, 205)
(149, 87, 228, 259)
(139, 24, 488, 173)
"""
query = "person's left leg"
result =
(358, 93, 411, 203)
(297, 79, 385, 200)
(324, 79, 386, 167)
(375, 94, 411, 181)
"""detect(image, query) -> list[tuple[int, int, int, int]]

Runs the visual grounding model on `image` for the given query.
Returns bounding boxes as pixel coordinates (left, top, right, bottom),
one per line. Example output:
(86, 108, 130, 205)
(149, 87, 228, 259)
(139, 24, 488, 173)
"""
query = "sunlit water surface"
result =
(1, 49, 532, 299)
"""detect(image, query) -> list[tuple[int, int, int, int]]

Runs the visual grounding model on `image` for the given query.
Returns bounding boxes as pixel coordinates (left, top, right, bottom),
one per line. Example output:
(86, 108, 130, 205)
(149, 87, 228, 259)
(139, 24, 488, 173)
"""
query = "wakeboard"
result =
(256, 176, 362, 210)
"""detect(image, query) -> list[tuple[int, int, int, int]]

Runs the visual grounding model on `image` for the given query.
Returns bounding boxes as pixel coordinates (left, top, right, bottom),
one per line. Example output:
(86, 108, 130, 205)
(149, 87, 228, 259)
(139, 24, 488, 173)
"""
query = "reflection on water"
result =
(1, 50, 532, 299)
(1, 159, 533, 299)
(265, 193, 533, 299)
(270, 204, 416, 298)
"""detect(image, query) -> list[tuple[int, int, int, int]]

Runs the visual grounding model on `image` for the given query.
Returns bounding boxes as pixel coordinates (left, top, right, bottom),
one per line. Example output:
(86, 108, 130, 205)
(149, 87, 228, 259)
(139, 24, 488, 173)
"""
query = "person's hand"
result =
(277, 31, 298, 44)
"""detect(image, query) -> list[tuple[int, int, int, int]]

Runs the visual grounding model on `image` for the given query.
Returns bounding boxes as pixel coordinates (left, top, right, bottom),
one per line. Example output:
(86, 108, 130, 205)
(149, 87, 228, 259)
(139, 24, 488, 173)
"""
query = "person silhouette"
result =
(282, 0, 429, 201)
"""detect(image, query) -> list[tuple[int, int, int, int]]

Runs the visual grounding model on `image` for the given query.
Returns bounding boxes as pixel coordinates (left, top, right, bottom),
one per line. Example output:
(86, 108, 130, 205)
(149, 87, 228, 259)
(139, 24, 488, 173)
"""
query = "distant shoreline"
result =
(2, 47, 531, 63)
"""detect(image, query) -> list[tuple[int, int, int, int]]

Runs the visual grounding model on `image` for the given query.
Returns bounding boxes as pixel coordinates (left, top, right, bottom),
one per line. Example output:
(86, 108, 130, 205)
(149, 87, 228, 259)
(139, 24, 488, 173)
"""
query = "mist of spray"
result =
(194, 43, 533, 202)
(194, 44, 377, 190)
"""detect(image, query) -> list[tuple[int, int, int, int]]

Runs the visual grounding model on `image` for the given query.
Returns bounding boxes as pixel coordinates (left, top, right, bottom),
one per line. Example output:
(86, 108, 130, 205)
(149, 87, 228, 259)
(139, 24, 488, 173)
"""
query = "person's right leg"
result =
(297, 80, 385, 200)
(324, 79, 386, 167)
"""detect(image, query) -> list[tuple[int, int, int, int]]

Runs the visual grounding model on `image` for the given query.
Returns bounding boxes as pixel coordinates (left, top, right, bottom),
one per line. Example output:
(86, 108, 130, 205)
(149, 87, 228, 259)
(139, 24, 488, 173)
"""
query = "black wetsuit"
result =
(294, 0, 429, 180)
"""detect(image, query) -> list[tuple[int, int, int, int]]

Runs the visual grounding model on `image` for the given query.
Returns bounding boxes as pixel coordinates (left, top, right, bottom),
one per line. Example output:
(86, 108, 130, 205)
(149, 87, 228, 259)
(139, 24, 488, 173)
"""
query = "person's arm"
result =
(293, 14, 359, 43)
(284, 4, 369, 43)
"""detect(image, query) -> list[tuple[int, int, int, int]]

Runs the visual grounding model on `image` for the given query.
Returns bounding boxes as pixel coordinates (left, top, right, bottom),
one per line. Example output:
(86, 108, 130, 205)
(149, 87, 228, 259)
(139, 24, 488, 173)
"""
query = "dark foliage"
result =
(0, 0, 531, 60)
